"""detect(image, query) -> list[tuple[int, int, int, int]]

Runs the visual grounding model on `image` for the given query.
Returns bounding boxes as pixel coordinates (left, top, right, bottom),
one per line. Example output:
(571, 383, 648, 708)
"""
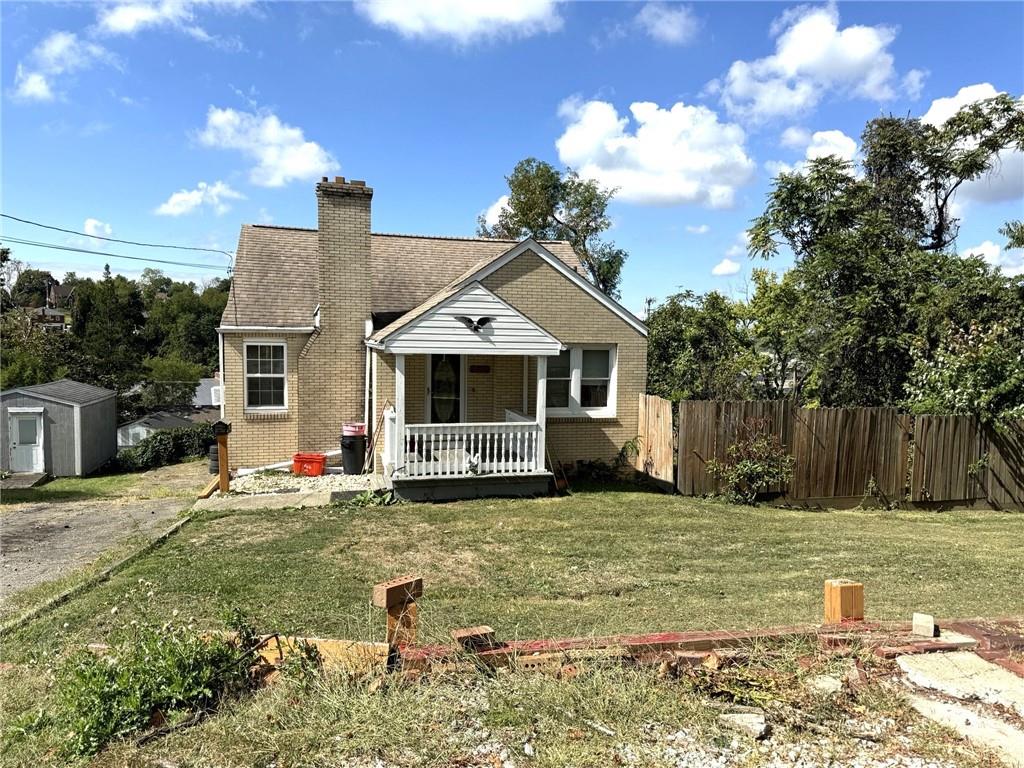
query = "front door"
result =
(9, 412, 44, 473)
(429, 355, 462, 423)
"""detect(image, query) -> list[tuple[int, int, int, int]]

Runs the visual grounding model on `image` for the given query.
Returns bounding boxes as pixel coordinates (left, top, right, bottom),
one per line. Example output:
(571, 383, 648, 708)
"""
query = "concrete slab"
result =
(898, 651, 1024, 717)
(1, 473, 49, 490)
(907, 694, 1024, 767)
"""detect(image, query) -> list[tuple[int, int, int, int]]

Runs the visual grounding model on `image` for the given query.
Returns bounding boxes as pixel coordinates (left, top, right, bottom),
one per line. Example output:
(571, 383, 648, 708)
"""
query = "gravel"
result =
(230, 470, 378, 495)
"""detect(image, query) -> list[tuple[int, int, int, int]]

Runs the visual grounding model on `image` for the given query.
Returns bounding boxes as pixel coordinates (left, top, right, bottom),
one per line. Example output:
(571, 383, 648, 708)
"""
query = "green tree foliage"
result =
(0, 314, 84, 389)
(745, 269, 808, 400)
(744, 94, 1024, 407)
(904, 321, 1024, 427)
(139, 355, 204, 409)
(478, 158, 627, 298)
(646, 291, 754, 401)
(71, 271, 147, 392)
(10, 268, 54, 308)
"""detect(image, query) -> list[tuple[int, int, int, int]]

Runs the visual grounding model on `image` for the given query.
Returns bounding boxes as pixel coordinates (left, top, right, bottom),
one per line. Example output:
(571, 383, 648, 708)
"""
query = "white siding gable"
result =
(382, 282, 563, 356)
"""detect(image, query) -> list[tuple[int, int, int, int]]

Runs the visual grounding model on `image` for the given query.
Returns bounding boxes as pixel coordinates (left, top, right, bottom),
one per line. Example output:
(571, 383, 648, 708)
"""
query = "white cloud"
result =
(555, 97, 755, 208)
(483, 194, 510, 228)
(355, 0, 562, 44)
(685, 224, 709, 234)
(634, 3, 699, 45)
(197, 106, 339, 187)
(902, 68, 928, 100)
(96, 0, 250, 49)
(12, 31, 116, 102)
(155, 180, 244, 216)
(922, 83, 1024, 204)
(717, 3, 903, 122)
(961, 240, 1024, 277)
(921, 83, 999, 126)
(805, 129, 857, 162)
(83, 218, 112, 238)
(712, 257, 741, 276)
(780, 126, 810, 148)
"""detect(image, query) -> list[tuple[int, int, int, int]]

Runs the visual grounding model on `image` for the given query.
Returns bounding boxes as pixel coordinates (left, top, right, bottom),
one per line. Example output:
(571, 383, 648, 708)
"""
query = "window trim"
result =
(546, 344, 617, 419)
(243, 339, 288, 412)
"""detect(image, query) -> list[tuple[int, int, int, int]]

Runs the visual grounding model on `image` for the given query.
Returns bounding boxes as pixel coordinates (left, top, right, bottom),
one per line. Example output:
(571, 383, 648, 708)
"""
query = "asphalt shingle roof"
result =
(220, 225, 581, 328)
(2, 378, 115, 405)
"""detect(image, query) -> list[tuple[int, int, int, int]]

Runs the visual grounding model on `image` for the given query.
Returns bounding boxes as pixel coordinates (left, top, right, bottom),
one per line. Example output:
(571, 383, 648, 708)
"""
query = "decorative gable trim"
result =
(453, 239, 649, 337)
(367, 281, 564, 356)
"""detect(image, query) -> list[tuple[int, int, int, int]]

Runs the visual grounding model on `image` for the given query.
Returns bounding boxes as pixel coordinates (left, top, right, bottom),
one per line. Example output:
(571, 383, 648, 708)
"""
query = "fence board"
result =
(911, 415, 985, 503)
(635, 394, 674, 485)
(986, 420, 1024, 508)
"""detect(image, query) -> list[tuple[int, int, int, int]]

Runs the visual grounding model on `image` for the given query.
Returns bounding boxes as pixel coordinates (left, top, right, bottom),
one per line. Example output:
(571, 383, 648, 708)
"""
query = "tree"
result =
(71, 273, 146, 392)
(139, 355, 204, 409)
(745, 269, 808, 400)
(478, 158, 628, 298)
(0, 313, 84, 389)
(904, 321, 1024, 427)
(1000, 220, 1024, 249)
(10, 268, 55, 308)
(646, 291, 754, 401)
(746, 95, 1024, 407)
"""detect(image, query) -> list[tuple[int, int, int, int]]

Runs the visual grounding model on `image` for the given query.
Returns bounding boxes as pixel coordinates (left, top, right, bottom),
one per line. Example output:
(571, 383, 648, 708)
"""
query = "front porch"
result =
(380, 353, 552, 491)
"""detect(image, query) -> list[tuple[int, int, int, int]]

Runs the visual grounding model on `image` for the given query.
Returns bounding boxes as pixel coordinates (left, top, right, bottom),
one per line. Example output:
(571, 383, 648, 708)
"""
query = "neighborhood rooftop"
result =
(222, 224, 582, 328)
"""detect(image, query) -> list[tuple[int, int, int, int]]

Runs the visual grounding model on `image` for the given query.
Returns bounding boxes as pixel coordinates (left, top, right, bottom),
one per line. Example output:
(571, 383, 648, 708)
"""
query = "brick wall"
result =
(483, 250, 647, 466)
(297, 180, 373, 453)
(221, 331, 306, 467)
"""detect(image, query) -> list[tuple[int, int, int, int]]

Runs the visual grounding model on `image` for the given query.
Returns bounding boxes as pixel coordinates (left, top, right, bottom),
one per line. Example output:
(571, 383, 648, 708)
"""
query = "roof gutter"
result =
(217, 325, 316, 333)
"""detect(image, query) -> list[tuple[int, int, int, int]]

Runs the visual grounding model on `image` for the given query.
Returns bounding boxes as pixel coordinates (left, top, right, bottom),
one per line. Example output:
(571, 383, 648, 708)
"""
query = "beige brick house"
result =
(218, 177, 648, 499)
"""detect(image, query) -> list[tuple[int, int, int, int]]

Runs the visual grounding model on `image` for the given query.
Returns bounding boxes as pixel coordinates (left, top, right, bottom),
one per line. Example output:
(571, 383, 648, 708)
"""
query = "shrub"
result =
(117, 422, 214, 472)
(706, 417, 795, 505)
(56, 585, 259, 756)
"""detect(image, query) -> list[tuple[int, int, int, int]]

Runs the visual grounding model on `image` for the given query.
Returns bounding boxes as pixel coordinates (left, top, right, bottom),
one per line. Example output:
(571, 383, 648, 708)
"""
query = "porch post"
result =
(394, 354, 406, 472)
(535, 355, 547, 472)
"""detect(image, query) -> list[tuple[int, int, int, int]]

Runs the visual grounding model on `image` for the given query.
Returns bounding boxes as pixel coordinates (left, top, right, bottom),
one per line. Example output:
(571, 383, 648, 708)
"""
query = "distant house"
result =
(192, 376, 223, 410)
(117, 410, 194, 450)
(1, 379, 117, 476)
(217, 177, 648, 499)
(30, 306, 71, 332)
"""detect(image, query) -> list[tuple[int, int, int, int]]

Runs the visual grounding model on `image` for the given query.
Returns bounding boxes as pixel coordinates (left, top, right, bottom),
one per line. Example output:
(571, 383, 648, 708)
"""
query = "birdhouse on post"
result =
(213, 420, 231, 494)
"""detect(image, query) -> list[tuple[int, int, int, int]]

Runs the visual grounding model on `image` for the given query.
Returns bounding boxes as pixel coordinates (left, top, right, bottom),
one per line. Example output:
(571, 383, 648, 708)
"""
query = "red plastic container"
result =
(292, 452, 326, 477)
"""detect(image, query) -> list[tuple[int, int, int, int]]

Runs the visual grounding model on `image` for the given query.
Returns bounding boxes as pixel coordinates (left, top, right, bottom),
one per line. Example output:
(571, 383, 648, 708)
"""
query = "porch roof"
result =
(366, 281, 564, 356)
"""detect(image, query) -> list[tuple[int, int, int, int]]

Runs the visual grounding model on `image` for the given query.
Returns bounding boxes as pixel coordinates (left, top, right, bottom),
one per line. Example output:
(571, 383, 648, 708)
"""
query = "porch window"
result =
(546, 345, 617, 418)
(245, 342, 286, 409)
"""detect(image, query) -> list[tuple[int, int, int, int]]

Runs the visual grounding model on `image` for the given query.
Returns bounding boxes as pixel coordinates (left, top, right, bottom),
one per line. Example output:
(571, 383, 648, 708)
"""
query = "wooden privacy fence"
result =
(673, 400, 1024, 508)
(634, 394, 674, 486)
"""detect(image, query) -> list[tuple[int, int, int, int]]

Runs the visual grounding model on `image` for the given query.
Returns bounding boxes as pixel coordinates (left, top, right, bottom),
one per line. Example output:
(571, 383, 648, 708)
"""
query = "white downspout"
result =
(218, 330, 225, 420)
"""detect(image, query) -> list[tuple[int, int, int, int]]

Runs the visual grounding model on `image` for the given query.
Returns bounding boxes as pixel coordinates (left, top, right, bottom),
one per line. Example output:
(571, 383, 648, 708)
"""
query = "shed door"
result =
(9, 412, 44, 473)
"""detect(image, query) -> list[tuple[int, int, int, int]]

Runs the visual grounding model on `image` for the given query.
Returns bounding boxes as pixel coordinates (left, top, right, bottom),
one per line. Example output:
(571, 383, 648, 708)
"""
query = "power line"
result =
(0, 213, 235, 259)
(1, 236, 231, 272)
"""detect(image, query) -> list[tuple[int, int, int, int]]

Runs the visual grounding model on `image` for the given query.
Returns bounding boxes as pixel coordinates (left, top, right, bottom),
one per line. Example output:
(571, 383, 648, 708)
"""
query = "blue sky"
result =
(3, 1, 1023, 314)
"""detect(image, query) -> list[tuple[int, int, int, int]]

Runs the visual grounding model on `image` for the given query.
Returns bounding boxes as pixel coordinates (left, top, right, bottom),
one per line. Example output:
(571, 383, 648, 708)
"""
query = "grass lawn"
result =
(0, 473, 141, 505)
(5, 486, 1023, 656)
(2, 486, 1020, 767)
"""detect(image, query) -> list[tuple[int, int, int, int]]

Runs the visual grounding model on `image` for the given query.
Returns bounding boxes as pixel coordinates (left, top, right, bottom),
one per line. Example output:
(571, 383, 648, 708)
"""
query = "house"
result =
(30, 306, 71, 332)
(192, 376, 223, 410)
(1, 379, 117, 476)
(217, 177, 648, 499)
(118, 410, 195, 450)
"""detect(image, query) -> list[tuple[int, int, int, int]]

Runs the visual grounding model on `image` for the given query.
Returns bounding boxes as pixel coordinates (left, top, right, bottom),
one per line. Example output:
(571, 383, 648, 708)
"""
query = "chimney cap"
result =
(334, 176, 345, 183)
(349, 179, 366, 187)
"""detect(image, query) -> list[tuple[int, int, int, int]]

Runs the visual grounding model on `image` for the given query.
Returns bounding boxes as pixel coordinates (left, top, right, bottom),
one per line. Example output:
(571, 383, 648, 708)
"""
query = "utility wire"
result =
(0, 213, 235, 259)
(1, 236, 231, 272)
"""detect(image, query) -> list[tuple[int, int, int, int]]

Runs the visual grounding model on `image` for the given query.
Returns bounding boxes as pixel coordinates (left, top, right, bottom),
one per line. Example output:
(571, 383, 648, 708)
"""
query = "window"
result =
(245, 342, 286, 409)
(545, 345, 616, 417)
(546, 350, 571, 409)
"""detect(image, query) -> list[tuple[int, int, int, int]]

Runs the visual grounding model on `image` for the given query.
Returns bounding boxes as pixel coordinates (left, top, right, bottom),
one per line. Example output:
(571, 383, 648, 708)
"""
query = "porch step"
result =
(1, 472, 50, 490)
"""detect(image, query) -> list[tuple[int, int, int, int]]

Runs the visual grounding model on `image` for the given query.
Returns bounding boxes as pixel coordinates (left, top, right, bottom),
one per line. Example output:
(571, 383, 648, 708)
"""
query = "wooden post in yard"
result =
(824, 579, 864, 624)
(372, 575, 423, 647)
(212, 420, 232, 494)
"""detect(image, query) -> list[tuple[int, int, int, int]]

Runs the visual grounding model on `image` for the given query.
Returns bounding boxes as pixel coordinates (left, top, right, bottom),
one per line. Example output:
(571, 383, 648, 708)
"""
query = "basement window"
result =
(244, 341, 287, 410)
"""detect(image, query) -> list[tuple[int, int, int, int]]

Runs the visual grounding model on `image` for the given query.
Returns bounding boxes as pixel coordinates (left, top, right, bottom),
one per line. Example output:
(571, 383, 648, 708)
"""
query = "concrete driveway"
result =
(1, 462, 206, 597)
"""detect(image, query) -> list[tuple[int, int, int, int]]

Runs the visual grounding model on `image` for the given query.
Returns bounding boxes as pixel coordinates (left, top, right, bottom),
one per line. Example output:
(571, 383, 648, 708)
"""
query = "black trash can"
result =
(340, 434, 367, 475)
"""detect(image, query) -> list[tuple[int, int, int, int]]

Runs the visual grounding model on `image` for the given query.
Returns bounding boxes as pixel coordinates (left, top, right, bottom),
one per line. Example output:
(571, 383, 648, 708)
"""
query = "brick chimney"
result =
(299, 176, 373, 451)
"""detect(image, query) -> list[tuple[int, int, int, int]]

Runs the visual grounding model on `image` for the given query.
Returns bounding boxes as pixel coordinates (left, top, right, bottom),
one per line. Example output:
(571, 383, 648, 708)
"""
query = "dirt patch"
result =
(0, 496, 188, 596)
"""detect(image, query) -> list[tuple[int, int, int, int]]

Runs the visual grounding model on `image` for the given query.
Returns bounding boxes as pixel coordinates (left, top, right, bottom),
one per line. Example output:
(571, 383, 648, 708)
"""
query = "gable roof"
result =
(368, 239, 648, 343)
(1, 378, 115, 406)
(220, 224, 582, 329)
(119, 411, 194, 431)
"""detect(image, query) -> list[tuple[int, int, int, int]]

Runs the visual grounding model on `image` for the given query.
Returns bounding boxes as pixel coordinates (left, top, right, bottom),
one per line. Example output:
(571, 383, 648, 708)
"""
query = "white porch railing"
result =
(401, 421, 542, 478)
